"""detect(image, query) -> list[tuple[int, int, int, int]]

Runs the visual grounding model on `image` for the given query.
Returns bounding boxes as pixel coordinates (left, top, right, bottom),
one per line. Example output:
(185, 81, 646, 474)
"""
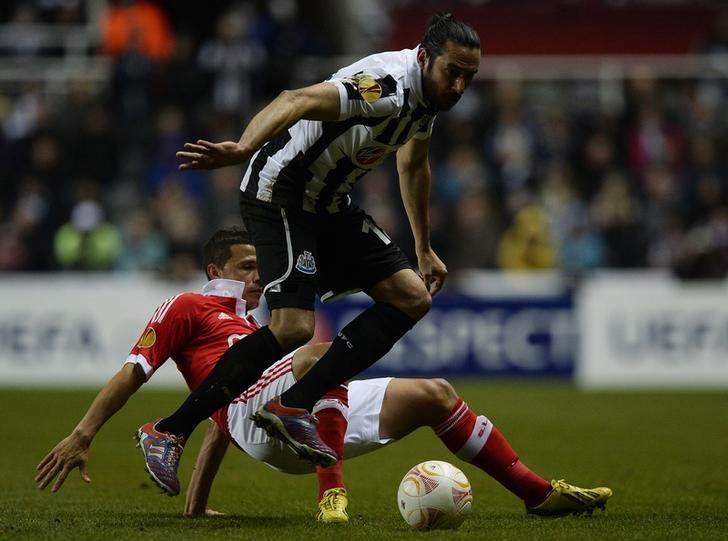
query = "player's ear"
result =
(417, 46, 428, 70)
(207, 263, 221, 279)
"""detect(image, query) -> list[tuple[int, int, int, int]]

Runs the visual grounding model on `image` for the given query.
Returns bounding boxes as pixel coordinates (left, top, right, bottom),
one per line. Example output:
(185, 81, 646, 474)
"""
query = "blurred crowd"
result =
(2, 0, 728, 282)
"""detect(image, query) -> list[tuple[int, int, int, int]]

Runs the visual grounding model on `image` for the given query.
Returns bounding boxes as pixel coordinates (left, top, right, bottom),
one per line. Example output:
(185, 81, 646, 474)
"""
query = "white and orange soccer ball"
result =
(396, 460, 473, 530)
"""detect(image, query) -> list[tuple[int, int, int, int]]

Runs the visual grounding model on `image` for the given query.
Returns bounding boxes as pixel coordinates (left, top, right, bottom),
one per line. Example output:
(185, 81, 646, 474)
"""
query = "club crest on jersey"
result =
(355, 145, 387, 166)
(296, 250, 317, 274)
(137, 327, 156, 348)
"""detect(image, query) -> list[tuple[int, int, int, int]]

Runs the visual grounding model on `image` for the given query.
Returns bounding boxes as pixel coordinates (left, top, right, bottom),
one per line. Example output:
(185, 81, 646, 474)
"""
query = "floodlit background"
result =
(2, 0, 728, 388)
(1, 3, 727, 539)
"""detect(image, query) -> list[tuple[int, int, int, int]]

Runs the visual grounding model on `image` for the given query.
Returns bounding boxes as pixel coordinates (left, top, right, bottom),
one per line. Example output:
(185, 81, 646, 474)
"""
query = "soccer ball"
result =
(396, 460, 473, 530)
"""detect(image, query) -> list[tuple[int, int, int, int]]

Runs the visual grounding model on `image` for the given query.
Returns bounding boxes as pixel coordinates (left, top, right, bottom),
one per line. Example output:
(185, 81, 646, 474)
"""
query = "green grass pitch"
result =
(1, 380, 727, 540)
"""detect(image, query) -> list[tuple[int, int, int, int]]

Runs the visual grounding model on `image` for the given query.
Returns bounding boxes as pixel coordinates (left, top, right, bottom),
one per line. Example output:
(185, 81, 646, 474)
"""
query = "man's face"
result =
(419, 40, 480, 111)
(214, 244, 262, 309)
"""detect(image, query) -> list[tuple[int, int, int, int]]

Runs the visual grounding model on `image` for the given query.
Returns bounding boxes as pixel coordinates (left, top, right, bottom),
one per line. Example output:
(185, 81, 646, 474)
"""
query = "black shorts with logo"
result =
(239, 192, 412, 311)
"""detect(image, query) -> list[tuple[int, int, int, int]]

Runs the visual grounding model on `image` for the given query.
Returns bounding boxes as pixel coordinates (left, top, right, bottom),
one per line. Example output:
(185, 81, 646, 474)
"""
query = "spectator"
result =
(542, 167, 605, 274)
(197, 5, 267, 121)
(447, 192, 501, 272)
(101, 0, 173, 62)
(641, 164, 683, 268)
(203, 167, 247, 233)
(627, 103, 686, 179)
(151, 32, 210, 116)
(484, 78, 538, 216)
(154, 178, 203, 258)
(0, 178, 52, 270)
(2, 83, 47, 143)
(572, 129, 620, 201)
(591, 171, 648, 268)
(53, 182, 123, 271)
(497, 205, 557, 271)
(116, 207, 168, 273)
(59, 80, 119, 183)
(435, 144, 490, 206)
(144, 105, 206, 201)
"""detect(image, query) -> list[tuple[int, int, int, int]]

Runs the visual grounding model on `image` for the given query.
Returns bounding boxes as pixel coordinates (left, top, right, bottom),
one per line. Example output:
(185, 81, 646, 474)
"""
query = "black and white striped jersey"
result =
(240, 47, 437, 214)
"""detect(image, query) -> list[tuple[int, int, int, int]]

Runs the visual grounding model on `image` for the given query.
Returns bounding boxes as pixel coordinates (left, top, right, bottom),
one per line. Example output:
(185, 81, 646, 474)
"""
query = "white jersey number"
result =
(362, 217, 391, 245)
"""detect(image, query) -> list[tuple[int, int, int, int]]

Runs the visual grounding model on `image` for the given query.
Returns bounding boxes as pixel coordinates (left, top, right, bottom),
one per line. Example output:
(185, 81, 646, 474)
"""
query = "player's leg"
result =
(312, 387, 349, 524)
(377, 378, 457, 439)
(368, 267, 432, 320)
(377, 378, 552, 507)
(289, 343, 350, 523)
(377, 378, 612, 516)
(274, 206, 428, 414)
(220, 343, 349, 522)
(136, 198, 330, 495)
(312, 385, 349, 520)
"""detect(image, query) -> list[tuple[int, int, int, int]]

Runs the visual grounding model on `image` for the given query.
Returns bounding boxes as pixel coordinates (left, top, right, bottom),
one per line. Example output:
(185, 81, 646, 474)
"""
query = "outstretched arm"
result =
(177, 82, 341, 171)
(184, 420, 230, 516)
(396, 136, 448, 295)
(35, 363, 146, 492)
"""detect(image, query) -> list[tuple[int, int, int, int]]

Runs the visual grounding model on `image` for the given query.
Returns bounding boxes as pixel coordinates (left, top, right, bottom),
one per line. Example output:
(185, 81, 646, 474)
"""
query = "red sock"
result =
(435, 398, 551, 507)
(313, 384, 348, 501)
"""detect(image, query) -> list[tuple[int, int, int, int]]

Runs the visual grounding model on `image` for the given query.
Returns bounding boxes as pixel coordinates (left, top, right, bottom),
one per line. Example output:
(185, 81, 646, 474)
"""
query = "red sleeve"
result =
(125, 293, 198, 380)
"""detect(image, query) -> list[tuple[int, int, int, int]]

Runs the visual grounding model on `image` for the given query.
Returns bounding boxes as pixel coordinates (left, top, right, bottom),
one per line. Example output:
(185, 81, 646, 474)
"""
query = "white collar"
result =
(405, 46, 428, 109)
(202, 278, 247, 316)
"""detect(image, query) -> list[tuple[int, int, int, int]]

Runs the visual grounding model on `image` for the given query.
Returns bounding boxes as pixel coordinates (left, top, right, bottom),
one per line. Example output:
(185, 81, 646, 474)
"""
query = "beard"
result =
(422, 64, 460, 112)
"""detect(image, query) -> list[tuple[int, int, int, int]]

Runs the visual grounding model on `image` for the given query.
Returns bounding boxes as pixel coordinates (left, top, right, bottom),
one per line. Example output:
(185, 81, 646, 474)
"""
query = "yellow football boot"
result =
(317, 488, 349, 524)
(526, 479, 612, 517)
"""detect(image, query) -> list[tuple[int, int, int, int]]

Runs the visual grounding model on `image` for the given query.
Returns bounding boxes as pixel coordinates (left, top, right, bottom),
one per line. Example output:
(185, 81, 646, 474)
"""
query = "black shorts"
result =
(239, 193, 412, 311)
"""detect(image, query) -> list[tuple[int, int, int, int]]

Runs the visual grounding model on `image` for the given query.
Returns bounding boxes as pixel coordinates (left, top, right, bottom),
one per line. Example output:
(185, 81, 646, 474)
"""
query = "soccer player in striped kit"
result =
(136, 13, 484, 488)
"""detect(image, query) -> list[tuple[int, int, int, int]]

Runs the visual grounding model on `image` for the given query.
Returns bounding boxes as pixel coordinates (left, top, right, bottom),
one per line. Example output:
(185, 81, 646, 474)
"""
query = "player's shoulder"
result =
(163, 291, 203, 307)
(149, 291, 204, 323)
(332, 50, 416, 108)
(339, 49, 412, 77)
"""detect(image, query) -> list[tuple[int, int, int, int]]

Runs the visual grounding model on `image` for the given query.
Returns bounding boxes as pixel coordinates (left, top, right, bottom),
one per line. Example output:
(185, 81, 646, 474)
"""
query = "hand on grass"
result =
(35, 433, 91, 492)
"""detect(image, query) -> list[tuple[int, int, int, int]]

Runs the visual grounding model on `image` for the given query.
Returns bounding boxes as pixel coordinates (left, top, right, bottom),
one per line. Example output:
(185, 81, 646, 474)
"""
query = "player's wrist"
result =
(415, 244, 433, 257)
(71, 427, 93, 447)
(234, 142, 253, 163)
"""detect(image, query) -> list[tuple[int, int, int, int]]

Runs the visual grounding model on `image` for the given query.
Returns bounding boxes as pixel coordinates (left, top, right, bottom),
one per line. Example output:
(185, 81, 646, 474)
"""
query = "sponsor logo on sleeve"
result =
(358, 75, 382, 102)
(137, 327, 156, 348)
(343, 72, 383, 102)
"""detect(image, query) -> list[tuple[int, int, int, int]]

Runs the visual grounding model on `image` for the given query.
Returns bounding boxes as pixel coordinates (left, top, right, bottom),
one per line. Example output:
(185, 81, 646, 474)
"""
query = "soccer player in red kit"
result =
(36, 227, 612, 522)
(35, 227, 265, 496)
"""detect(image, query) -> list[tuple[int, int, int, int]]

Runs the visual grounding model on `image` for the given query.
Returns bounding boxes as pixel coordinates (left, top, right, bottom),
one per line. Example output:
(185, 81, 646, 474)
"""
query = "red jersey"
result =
(126, 279, 259, 391)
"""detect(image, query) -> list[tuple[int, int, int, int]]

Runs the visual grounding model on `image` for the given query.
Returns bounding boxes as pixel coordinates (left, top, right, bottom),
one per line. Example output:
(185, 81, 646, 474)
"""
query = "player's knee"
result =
(414, 378, 457, 422)
(412, 291, 432, 320)
(292, 342, 330, 378)
(396, 288, 432, 321)
(423, 378, 458, 412)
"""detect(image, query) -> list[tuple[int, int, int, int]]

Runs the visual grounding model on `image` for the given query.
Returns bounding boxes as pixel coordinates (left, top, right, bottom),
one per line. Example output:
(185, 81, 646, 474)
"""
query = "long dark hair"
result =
(420, 13, 480, 60)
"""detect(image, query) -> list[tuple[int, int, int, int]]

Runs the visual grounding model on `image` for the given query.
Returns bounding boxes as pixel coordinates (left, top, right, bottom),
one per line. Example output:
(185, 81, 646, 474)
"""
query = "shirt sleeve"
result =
(329, 71, 401, 120)
(125, 293, 197, 380)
